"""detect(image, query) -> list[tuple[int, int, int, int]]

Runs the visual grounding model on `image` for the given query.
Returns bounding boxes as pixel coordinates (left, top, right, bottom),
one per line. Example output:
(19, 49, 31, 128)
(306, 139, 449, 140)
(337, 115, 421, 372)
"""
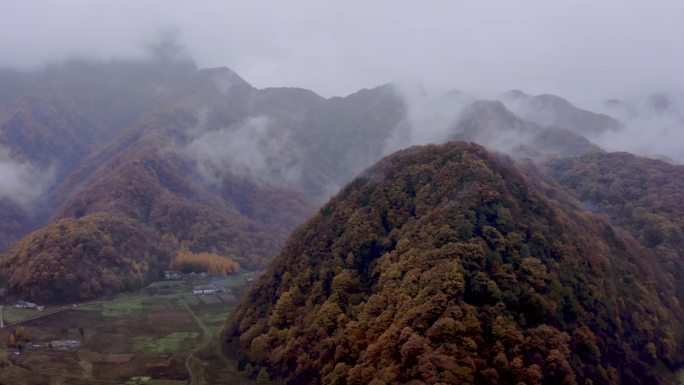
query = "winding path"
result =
(2, 307, 68, 327)
(183, 299, 213, 385)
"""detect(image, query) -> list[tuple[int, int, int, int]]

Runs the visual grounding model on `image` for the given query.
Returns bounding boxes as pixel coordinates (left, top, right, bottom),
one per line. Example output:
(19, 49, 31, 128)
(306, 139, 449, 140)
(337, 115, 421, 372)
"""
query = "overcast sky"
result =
(1, 0, 683, 105)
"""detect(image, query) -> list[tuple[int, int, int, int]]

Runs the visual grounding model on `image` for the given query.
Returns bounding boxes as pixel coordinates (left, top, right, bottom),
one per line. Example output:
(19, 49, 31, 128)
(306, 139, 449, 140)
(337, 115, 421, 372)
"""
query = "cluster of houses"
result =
(164, 270, 209, 280)
(164, 270, 183, 280)
(14, 300, 44, 311)
(165, 270, 227, 296)
(26, 339, 81, 352)
(192, 284, 225, 295)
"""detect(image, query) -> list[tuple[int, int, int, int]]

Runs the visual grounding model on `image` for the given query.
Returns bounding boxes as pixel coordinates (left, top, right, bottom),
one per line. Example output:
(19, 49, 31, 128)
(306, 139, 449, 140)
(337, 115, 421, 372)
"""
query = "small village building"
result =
(49, 339, 81, 350)
(14, 300, 39, 309)
(164, 270, 183, 280)
(185, 271, 208, 279)
(192, 285, 223, 295)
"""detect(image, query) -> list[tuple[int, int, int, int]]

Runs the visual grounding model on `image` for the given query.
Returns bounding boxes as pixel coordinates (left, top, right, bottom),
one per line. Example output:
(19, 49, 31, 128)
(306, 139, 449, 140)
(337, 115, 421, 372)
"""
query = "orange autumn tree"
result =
(170, 249, 240, 275)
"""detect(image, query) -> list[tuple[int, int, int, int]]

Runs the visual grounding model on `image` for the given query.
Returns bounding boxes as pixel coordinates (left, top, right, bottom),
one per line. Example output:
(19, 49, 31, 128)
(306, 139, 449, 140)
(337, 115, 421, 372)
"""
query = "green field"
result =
(134, 331, 200, 354)
(0, 271, 263, 385)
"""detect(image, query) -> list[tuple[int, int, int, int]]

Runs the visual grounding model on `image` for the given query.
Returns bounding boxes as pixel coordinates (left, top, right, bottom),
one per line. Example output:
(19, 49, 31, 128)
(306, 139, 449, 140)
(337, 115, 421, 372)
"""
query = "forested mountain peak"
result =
(224, 141, 684, 385)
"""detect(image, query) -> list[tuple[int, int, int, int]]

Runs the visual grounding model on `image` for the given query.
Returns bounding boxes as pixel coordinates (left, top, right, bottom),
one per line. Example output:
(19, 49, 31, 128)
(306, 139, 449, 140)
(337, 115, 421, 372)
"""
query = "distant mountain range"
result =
(0, 55, 680, 304)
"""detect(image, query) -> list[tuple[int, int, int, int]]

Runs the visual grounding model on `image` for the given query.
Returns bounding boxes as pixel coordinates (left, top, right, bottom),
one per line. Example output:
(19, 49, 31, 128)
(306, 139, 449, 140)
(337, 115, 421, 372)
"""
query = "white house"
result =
(192, 285, 223, 295)
(164, 270, 183, 280)
(14, 300, 38, 309)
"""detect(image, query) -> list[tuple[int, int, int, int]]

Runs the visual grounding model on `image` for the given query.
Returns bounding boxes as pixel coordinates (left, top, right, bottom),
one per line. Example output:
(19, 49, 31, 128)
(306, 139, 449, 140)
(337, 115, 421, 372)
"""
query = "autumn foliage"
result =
(0, 128, 312, 302)
(224, 142, 684, 385)
(170, 249, 240, 275)
(545, 152, 684, 303)
(0, 213, 167, 302)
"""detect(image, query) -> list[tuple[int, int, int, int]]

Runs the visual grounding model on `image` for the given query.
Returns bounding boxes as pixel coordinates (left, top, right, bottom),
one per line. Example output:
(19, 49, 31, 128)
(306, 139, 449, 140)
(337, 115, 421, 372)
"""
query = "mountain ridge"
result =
(0, 57, 677, 305)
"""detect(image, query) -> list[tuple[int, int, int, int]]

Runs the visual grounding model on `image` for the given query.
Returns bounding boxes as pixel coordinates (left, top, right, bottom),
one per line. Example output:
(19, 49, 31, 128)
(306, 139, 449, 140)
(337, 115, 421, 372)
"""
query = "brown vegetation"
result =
(0, 117, 312, 302)
(224, 142, 684, 385)
(545, 152, 684, 304)
(0, 60, 315, 303)
(170, 249, 240, 275)
(0, 213, 168, 302)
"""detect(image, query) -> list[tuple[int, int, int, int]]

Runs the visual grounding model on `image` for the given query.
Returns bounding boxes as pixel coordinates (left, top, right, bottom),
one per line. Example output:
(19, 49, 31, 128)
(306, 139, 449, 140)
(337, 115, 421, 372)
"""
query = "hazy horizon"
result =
(2, 1, 683, 106)
(1, 1, 683, 164)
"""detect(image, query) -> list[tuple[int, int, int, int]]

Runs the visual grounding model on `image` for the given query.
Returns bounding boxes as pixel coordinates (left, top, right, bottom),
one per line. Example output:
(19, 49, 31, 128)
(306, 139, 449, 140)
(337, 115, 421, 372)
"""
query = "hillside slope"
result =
(501, 90, 623, 138)
(0, 108, 314, 301)
(224, 142, 684, 385)
(545, 152, 684, 302)
(0, 213, 167, 302)
(451, 99, 599, 160)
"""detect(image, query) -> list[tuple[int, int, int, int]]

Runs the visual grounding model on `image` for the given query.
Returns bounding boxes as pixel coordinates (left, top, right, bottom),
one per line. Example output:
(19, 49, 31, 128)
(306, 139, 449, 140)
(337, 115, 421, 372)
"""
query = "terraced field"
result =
(0, 272, 261, 385)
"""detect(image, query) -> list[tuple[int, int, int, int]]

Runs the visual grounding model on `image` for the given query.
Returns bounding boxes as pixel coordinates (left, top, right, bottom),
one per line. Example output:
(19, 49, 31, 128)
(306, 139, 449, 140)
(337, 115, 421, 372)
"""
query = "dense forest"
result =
(0, 58, 403, 302)
(224, 142, 684, 385)
(170, 249, 240, 275)
(0, 213, 167, 302)
(0, 120, 312, 301)
(545, 152, 684, 308)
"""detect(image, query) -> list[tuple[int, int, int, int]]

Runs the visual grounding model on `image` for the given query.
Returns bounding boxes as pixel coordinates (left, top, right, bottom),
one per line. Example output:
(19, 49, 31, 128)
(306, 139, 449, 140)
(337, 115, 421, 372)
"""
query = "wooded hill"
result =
(224, 142, 684, 385)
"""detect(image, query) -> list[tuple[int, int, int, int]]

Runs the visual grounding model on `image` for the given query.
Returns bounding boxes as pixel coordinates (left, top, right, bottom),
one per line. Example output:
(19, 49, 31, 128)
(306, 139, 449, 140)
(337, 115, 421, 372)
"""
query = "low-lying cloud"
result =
(595, 94, 684, 163)
(2, 1, 683, 170)
(183, 115, 303, 186)
(384, 85, 474, 155)
(0, 146, 55, 206)
(387, 86, 583, 161)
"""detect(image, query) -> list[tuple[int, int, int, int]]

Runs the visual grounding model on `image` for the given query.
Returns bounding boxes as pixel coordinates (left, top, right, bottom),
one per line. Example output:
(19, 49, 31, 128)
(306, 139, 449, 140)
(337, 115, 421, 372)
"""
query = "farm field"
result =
(0, 271, 262, 385)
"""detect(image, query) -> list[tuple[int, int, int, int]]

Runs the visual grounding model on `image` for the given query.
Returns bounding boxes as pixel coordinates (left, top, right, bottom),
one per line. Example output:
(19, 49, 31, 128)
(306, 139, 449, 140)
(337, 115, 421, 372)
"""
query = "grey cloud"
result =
(183, 115, 303, 187)
(1, 1, 683, 102)
(0, 146, 55, 207)
(384, 85, 475, 156)
(596, 94, 684, 163)
(2, 1, 683, 163)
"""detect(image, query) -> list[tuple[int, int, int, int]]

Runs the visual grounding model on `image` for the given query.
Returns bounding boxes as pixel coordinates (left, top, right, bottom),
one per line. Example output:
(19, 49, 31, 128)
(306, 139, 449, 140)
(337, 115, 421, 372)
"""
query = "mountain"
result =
(0, 58, 217, 251)
(600, 94, 684, 163)
(223, 142, 684, 385)
(0, 213, 167, 302)
(604, 93, 684, 121)
(0, 63, 316, 301)
(544, 152, 684, 301)
(449, 99, 599, 160)
(0, 55, 657, 304)
(0, 68, 32, 108)
(0, 57, 408, 302)
(501, 90, 623, 138)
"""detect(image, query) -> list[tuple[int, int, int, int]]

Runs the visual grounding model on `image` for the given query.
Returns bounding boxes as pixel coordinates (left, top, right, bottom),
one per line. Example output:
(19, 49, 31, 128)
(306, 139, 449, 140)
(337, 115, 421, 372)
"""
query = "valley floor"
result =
(0, 272, 261, 385)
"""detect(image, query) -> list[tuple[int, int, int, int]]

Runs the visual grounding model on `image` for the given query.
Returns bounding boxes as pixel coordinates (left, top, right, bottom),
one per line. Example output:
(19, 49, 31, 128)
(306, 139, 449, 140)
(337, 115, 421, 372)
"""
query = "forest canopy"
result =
(170, 249, 240, 275)
(224, 142, 684, 385)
